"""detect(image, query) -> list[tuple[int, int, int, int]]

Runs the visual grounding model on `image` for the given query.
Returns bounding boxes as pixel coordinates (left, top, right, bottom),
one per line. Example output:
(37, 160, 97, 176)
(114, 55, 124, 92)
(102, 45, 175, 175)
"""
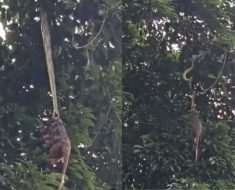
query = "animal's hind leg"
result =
(49, 142, 62, 166)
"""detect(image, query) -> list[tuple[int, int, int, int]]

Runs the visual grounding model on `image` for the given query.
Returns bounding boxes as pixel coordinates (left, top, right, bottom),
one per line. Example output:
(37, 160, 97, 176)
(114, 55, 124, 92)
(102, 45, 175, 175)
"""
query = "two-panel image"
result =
(0, 0, 234, 189)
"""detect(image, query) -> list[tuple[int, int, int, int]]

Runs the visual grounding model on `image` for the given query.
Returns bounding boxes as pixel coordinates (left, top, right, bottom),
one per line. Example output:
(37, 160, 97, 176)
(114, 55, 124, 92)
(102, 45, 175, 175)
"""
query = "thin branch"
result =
(86, 48, 90, 65)
(73, 18, 106, 50)
(106, 88, 122, 124)
(196, 50, 228, 95)
(89, 103, 112, 147)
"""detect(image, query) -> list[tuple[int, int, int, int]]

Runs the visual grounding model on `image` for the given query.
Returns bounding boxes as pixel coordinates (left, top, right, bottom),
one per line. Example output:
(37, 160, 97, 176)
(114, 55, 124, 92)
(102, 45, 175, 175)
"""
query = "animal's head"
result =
(50, 116, 63, 127)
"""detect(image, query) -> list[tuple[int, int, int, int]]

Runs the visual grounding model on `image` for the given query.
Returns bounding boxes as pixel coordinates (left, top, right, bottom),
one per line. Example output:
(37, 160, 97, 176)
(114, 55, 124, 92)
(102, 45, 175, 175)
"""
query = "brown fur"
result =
(42, 117, 71, 190)
(189, 94, 202, 161)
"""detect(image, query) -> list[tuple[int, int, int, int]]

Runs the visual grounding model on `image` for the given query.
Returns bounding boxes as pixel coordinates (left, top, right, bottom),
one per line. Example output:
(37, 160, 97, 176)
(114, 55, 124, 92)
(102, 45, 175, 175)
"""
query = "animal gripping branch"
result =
(39, 1, 71, 189)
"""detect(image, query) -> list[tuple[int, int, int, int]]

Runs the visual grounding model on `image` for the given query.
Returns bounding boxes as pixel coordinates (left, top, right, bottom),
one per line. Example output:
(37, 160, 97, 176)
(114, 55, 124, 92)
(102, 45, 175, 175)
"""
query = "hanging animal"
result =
(183, 61, 203, 161)
(39, 0, 71, 189)
(42, 116, 71, 190)
(188, 94, 202, 161)
(183, 51, 228, 161)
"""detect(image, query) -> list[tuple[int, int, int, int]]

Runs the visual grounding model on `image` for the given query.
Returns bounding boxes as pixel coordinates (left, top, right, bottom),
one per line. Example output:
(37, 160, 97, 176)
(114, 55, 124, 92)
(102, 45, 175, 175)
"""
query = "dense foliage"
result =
(123, 0, 235, 189)
(0, 0, 121, 189)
